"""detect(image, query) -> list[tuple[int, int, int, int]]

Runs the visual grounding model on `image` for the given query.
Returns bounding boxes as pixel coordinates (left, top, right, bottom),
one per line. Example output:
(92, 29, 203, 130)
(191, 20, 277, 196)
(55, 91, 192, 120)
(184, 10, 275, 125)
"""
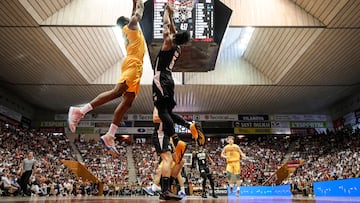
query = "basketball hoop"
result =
(168, 0, 195, 23)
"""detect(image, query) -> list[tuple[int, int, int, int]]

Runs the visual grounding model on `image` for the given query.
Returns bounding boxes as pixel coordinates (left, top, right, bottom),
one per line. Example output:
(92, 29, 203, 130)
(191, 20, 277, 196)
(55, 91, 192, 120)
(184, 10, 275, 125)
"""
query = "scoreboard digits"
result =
(153, 0, 214, 42)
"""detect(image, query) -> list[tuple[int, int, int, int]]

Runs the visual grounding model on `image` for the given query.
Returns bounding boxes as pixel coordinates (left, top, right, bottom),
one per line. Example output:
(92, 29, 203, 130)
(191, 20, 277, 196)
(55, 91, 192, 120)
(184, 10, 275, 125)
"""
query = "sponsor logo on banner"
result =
(239, 121, 271, 128)
(200, 114, 238, 121)
(234, 128, 272, 134)
(129, 114, 153, 121)
(271, 114, 327, 121)
(95, 122, 112, 127)
(214, 188, 228, 196)
(271, 128, 291, 134)
(193, 114, 200, 121)
(181, 114, 194, 121)
(77, 121, 94, 127)
(74, 127, 95, 134)
(290, 121, 327, 128)
(238, 115, 269, 121)
(39, 127, 65, 133)
(40, 121, 67, 127)
(90, 114, 115, 121)
(271, 121, 290, 128)
(94, 127, 154, 134)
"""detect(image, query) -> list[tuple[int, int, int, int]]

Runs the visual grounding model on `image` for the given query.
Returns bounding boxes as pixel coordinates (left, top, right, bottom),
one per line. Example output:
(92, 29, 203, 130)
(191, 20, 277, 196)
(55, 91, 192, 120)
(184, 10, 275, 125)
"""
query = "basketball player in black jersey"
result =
(151, 2, 191, 200)
(192, 145, 218, 198)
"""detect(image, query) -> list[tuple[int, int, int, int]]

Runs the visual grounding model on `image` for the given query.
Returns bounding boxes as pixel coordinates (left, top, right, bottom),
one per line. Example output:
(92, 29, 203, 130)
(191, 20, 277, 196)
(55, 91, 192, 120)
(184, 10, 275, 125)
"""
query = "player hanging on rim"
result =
(151, 1, 206, 200)
(67, 0, 145, 156)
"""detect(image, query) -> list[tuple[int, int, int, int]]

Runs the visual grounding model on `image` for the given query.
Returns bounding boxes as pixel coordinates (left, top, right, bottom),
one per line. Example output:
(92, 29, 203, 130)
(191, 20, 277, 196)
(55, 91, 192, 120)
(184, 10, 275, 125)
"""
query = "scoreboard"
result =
(153, 0, 214, 42)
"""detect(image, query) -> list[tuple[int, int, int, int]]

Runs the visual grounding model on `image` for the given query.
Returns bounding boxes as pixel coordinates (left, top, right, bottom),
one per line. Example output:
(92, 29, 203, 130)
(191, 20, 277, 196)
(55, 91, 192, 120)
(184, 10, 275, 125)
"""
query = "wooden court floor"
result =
(1, 196, 360, 203)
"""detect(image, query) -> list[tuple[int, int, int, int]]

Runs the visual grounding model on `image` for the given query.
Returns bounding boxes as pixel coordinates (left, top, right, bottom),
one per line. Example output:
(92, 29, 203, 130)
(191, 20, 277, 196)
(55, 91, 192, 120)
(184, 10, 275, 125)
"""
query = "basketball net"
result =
(168, 0, 195, 23)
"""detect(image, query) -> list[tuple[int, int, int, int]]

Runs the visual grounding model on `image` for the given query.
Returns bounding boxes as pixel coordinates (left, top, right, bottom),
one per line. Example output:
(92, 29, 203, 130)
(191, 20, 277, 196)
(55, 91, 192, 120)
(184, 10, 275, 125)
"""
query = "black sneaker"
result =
(159, 193, 167, 200)
(201, 193, 207, 198)
(212, 193, 218, 198)
(161, 190, 182, 201)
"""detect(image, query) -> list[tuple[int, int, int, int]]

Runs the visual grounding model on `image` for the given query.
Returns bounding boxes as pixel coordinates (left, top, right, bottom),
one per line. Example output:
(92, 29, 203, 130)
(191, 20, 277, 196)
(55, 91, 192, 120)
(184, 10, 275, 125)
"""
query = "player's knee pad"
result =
(235, 174, 241, 180)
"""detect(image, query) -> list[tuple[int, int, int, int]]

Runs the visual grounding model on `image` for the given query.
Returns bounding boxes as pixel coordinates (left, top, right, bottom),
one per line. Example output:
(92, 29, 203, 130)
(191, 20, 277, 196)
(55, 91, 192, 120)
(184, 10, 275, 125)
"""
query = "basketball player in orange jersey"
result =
(144, 131, 187, 198)
(221, 135, 248, 197)
(68, 0, 145, 156)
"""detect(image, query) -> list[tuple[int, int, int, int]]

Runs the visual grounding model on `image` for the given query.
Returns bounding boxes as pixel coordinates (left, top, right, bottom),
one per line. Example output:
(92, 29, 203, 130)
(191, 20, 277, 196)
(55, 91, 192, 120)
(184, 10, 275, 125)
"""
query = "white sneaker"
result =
(178, 191, 186, 198)
(68, 107, 83, 133)
(143, 187, 154, 196)
(152, 184, 161, 193)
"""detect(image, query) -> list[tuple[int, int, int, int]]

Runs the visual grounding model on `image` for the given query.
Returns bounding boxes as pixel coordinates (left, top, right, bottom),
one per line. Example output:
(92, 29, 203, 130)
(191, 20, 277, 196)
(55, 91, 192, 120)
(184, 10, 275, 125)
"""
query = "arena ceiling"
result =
(0, 0, 360, 117)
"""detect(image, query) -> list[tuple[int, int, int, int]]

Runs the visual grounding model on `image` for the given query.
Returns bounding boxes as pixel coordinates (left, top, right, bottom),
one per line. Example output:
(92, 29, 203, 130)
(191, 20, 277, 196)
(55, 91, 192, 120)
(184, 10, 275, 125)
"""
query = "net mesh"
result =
(168, 0, 195, 23)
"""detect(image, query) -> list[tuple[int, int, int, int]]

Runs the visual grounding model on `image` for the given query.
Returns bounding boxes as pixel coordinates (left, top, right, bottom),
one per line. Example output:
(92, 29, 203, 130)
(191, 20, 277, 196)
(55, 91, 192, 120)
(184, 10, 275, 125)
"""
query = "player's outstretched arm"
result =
(128, 0, 144, 29)
(162, 2, 175, 50)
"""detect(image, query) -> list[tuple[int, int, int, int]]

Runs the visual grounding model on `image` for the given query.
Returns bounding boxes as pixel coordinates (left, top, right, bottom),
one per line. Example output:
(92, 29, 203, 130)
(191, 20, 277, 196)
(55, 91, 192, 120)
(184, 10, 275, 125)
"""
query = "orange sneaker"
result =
(190, 123, 205, 146)
(68, 107, 84, 133)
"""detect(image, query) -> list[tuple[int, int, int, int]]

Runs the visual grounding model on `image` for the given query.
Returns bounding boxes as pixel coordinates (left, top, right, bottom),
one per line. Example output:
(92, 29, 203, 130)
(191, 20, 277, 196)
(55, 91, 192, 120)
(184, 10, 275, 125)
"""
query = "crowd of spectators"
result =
(74, 137, 136, 196)
(1, 121, 359, 197)
(285, 128, 360, 196)
(0, 123, 98, 197)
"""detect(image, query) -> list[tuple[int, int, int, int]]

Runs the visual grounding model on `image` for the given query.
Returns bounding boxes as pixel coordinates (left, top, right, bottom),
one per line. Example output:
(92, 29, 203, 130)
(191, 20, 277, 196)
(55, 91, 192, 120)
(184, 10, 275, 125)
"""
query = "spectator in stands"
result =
(1, 168, 20, 196)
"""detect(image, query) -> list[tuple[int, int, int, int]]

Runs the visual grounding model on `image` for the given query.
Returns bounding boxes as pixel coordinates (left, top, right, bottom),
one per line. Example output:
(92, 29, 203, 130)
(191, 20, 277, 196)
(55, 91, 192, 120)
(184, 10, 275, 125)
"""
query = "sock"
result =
(80, 103, 93, 115)
(161, 177, 170, 193)
(180, 186, 185, 193)
(169, 176, 176, 186)
(107, 123, 118, 137)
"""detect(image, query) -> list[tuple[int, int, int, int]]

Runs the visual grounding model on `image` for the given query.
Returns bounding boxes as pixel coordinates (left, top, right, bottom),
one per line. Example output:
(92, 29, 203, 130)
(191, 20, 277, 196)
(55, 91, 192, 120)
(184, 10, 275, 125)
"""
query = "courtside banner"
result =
(198, 114, 238, 121)
(313, 178, 360, 196)
(227, 185, 291, 196)
(238, 114, 269, 121)
(270, 114, 327, 121)
(40, 121, 67, 127)
(238, 121, 271, 128)
(234, 128, 272, 134)
(94, 127, 154, 134)
(271, 128, 291, 134)
(290, 121, 327, 128)
(128, 114, 153, 121)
